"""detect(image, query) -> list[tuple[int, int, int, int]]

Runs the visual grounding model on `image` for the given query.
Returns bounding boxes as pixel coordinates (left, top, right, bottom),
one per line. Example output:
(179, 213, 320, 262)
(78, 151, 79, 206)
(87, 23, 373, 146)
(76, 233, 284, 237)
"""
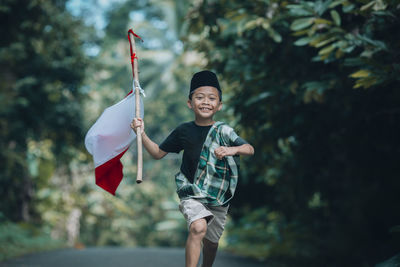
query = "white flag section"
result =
(85, 90, 144, 195)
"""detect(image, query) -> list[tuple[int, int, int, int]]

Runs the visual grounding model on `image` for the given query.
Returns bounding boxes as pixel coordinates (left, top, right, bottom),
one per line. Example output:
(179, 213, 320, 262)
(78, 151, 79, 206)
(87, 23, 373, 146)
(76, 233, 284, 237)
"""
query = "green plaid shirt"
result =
(175, 122, 239, 206)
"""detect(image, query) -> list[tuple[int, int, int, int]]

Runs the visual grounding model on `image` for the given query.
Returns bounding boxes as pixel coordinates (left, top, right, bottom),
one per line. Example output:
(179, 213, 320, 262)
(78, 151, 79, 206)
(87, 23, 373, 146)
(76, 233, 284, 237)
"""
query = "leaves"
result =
(330, 10, 341, 26)
(290, 17, 314, 31)
(350, 69, 371, 78)
(294, 37, 312, 46)
(288, 0, 395, 88)
(242, 17, 282, 42)
(361, 0, 388, 11)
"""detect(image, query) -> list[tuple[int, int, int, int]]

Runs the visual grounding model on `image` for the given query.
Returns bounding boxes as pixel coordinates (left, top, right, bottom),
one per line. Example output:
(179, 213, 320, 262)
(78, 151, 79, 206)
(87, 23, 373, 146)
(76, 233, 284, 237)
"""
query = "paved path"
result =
(1, 247, 266, 267)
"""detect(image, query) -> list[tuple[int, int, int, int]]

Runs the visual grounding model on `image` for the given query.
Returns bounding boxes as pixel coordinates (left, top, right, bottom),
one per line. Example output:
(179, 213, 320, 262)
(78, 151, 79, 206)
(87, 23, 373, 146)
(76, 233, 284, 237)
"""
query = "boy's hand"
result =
(130, 118, 144, 135)
(214, 146, 237, 160)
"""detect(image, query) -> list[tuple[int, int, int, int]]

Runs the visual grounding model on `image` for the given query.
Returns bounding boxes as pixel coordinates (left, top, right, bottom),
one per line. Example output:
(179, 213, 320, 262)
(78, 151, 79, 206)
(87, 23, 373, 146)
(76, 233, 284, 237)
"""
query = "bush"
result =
(0, 216, 65, 262)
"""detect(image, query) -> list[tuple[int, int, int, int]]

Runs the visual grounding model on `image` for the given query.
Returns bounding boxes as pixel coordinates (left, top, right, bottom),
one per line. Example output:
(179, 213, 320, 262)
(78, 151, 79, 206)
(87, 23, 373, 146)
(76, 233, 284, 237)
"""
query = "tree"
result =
(0, 0, 89, 221)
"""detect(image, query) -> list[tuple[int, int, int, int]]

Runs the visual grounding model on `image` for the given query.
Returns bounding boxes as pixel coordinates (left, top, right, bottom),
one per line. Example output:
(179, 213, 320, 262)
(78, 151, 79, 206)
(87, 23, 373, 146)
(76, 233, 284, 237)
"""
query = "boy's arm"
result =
(141, 132, 168, 159)
(131, 118, 168, 160)
(214, 144, 254, 160)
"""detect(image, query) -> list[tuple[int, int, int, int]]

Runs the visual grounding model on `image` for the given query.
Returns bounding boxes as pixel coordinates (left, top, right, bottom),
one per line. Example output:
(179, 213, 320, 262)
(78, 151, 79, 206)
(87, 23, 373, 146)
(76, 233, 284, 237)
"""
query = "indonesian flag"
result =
(85, 90, 144, 195)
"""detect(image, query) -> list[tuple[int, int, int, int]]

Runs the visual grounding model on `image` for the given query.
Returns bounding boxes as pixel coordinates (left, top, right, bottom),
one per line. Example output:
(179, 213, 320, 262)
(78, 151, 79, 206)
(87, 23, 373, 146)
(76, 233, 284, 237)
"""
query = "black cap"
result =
(189, 70, 221, 99)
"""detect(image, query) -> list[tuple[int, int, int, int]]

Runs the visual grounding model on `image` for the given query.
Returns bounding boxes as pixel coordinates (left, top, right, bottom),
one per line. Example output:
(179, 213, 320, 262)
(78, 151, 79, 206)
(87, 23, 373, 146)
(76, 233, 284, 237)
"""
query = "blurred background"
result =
(1, 0, 399, 266)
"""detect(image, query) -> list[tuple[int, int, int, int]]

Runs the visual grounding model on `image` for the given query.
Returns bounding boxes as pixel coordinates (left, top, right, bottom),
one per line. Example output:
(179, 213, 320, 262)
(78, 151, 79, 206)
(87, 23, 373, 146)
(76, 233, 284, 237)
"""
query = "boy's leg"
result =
(186, 218, 207, 267)
(201, 205, 229, 267)
(202, 238, 219, 267)
(179, 199, 214, 267)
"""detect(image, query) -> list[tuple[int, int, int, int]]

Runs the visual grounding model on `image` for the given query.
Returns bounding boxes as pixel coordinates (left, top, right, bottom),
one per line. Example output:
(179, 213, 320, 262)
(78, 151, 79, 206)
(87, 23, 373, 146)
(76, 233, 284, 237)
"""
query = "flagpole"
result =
(128, 29, 143, 183)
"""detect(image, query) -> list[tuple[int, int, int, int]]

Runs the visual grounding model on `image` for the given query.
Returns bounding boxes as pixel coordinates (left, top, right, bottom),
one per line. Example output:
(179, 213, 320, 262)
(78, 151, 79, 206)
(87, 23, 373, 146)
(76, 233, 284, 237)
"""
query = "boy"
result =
(131, 70, 254, 267)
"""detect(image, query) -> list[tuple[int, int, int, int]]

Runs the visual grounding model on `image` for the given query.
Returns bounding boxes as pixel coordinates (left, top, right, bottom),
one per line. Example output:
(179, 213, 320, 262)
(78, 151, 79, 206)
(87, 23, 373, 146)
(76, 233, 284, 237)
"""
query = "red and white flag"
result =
(85, 90, 144, 195)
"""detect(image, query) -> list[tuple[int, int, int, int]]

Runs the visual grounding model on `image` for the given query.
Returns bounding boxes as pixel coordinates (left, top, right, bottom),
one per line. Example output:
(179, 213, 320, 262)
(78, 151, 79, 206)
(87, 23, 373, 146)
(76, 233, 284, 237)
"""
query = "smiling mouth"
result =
(200, 107, 212, 112)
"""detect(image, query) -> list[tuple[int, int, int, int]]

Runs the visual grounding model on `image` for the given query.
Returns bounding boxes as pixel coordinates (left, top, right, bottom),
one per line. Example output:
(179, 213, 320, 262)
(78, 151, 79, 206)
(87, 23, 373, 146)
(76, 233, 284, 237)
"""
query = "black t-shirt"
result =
(159, 121, 247, 183)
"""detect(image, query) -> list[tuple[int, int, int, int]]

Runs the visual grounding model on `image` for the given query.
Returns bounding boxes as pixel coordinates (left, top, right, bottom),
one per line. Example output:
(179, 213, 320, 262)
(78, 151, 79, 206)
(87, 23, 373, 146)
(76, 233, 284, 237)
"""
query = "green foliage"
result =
(184, 0, 400, 265)
(287, 0, 399, 89)
(0, 0, 90, 221)
(0, 215, 65, 262)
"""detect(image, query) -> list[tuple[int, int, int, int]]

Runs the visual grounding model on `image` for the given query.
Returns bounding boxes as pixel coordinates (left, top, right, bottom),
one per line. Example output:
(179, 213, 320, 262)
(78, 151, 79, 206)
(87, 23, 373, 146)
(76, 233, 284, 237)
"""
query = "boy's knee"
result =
(190, 219, 207, 237)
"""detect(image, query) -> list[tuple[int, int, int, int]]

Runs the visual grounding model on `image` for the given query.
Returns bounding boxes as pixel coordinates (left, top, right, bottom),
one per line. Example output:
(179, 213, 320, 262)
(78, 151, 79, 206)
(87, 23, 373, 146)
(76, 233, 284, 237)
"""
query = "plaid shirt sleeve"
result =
(175, 122, 239, 206)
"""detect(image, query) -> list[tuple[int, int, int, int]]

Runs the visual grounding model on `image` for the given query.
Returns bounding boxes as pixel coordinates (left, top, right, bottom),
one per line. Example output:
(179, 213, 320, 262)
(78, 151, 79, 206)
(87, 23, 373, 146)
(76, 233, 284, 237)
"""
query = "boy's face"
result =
(187, 86, 222, 121)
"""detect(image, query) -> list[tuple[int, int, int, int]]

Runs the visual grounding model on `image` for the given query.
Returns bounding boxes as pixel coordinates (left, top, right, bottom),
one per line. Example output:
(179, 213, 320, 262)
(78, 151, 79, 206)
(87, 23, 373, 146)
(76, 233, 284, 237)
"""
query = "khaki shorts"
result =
(179, 198, 229, 243)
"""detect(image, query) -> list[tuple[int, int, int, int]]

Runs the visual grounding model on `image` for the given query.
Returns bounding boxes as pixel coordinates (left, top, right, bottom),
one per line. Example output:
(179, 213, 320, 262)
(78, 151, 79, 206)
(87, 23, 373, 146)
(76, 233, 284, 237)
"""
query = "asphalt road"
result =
(1, 247, 266, 267)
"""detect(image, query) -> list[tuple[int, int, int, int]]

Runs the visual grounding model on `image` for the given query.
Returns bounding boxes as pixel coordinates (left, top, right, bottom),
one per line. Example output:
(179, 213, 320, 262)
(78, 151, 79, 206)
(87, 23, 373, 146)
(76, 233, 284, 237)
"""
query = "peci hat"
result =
(189, 70, 222, 100)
